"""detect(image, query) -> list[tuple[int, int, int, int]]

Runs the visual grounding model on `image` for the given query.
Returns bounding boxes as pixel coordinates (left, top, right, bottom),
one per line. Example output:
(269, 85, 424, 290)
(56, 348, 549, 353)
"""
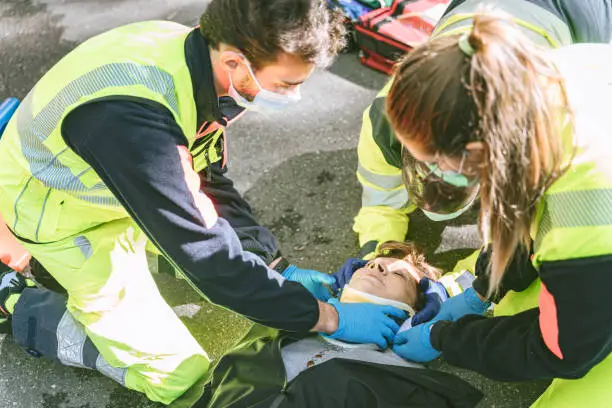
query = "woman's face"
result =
(400, 136, 484, 178)
(402, 137, 464, 173)
(346, 257, 421, 306)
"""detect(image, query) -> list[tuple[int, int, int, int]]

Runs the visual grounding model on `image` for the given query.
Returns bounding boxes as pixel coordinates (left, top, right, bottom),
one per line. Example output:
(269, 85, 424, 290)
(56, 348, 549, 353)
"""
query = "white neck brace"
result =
(341, 285, 415, 316)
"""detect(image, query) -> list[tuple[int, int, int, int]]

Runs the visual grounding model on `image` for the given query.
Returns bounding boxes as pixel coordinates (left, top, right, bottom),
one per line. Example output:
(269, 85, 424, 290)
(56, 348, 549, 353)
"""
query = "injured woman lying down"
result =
(182, 241, 483, 408)
(10, 241, 483, 408)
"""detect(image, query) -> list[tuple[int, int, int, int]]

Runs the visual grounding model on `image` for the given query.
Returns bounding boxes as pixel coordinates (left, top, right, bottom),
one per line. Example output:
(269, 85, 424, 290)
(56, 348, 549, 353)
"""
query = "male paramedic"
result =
(0, 0, 406, 404)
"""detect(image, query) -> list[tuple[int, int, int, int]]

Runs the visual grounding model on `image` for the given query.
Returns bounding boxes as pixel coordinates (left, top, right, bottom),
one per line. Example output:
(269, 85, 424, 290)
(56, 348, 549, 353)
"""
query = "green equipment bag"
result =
(357, 0, 394, 9)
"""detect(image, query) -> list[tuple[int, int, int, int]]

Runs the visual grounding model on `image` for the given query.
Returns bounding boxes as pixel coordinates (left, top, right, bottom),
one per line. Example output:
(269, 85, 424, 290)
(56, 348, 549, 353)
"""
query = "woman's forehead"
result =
(399, 136, 436, 163)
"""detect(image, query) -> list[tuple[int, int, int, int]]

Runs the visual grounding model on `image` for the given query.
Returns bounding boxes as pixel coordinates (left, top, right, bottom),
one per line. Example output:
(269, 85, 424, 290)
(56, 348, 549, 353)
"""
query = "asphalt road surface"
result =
(0, 1, 550, 407)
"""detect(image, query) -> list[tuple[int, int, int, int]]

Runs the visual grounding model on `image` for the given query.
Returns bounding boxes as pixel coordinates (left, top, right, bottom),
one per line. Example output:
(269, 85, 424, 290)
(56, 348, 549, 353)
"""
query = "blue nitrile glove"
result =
(282, 265, 335, 301)
(411, 278, 449, 326)
(392, 320, 440, 363)
(330, 258, 367, 292)
(327, 298, 407, 349)
(434, 287, 491, 322)
(0, 98, 20, 136)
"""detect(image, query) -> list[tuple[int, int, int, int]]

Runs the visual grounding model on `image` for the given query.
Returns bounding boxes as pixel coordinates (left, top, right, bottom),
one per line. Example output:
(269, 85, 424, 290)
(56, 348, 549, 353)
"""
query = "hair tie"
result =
(458, 32, 475, 57)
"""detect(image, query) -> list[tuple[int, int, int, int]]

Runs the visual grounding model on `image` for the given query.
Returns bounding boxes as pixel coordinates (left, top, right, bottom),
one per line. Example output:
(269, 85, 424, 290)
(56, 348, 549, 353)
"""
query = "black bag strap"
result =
(369, 0, 418, 30)
(391, 0, 421, 16)
(372, 15, 395, 30)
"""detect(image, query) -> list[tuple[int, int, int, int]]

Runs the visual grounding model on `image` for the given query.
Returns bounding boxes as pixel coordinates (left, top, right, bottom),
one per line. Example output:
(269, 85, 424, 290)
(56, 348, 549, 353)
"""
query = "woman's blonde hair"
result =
(386, 11, 572, 296)
(376, 241, 441, 281)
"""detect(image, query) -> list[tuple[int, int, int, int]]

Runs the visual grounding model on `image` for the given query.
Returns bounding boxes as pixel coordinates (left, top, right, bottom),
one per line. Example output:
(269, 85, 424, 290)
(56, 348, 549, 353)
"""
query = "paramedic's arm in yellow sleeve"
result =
(353, 85, 415, 259)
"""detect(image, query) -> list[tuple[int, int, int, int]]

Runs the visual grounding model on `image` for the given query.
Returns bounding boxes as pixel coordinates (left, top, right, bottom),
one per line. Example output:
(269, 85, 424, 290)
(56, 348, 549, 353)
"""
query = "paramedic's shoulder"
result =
(365, 81, 403, 168)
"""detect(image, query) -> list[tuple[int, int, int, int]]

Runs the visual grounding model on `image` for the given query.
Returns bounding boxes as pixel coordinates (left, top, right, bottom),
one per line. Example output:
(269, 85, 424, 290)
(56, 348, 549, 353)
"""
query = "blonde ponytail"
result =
(387, 10, 572, 296)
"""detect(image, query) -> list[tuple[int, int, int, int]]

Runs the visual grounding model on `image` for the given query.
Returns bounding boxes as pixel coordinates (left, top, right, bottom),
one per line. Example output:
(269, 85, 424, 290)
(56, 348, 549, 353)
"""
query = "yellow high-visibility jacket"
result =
(353, 0, 610, 259)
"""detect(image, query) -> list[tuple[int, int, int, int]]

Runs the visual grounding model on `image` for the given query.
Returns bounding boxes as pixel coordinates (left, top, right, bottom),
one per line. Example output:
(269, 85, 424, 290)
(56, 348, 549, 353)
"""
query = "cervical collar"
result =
(341, 285, 415, 316)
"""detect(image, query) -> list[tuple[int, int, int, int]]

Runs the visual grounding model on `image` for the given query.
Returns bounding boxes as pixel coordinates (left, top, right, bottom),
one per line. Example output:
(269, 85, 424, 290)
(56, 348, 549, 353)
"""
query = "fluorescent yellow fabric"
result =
(353, 206, 415, 249)
(353, 0, 572, 254)
(451, 249, 480, 274)
(494, 44, 612, 408)
(493, 279, 541, 318)
(432, 0, 572, 47)
(0, 21, 209, 404)
(191, 128, 225, 173)
(353, 82, 416, 251)
(494, 279, 612, 408)
(20, 219, 209, 404)
(531, 44, 612, 267)
(0, 21, 197, 243)
(531, 356, 612, 408)
(439, 249, 481, 297)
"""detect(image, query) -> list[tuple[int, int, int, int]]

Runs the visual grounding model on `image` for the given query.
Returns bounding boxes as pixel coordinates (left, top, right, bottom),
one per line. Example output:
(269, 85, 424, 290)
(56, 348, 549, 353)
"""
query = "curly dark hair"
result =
(199, 0, 346, 69)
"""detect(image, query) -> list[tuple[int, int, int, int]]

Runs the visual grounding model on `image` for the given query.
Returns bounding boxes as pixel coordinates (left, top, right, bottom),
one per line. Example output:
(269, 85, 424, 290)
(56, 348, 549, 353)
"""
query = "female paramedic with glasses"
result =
(346, 0, 612, 321)
(384, 11, 612, 408)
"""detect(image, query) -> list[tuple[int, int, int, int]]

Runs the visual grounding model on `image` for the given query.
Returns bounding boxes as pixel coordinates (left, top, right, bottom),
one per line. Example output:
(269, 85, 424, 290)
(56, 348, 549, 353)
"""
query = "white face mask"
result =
(227, 53, 301, 113)
(421, 202, 473, 222)
(341, 285, 415, 316)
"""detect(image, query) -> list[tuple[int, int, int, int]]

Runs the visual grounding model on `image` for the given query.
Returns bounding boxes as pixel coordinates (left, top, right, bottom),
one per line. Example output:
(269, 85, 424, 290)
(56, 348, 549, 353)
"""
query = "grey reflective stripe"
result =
(535, 189, 612, 251)
(14, 92, 120, 231)
(17, 62, 178, 196)
(362, 183, 408, 209)
(435, 0, 572, 48)
(357, 162, 403, 189)
(74, 235, 93, 259)
(270, 395, 285, 408)
(55, 309, 127, 385)
(455, 270, 476, 291)
(96, 354, 127, 386)
(281, 336, 422, 384)
(56, 311, 88, 369)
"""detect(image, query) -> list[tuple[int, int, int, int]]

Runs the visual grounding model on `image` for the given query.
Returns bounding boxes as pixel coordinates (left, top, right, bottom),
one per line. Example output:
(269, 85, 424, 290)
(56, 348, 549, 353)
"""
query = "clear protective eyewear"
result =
(402, 148, 480, 220)
(420, 151, 478, 188)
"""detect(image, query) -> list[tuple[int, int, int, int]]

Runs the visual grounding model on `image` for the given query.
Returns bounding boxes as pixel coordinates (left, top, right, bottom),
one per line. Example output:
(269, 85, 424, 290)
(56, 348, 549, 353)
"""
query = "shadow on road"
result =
(0, 148, 551, 408)
(245, 148, 551, 408)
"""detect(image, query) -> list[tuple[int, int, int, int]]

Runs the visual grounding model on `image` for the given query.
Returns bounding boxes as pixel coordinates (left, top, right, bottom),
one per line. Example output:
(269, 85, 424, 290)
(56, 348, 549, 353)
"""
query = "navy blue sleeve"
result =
(61, 99, 318, 332)
(200, 161, 281, 265)
(544, 0, 612, 43)
(444, 0, 612, 44)
(472, 245, 539, 303)
(431, 255, 612, 381)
